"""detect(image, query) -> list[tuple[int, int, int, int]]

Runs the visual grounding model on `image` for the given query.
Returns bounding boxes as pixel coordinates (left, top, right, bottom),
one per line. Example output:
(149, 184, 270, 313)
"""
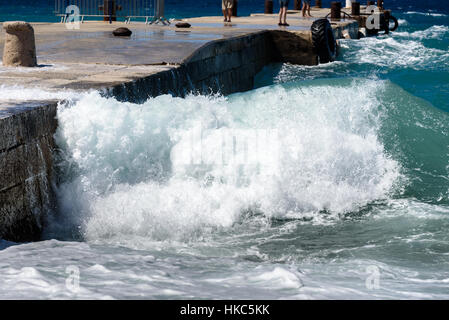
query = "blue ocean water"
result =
(1, 0, 448, 22)
(0, 1, 448, 299)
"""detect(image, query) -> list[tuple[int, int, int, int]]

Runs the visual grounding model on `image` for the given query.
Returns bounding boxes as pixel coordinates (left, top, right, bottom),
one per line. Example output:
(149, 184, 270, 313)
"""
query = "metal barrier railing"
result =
(54, 0, 169, 25)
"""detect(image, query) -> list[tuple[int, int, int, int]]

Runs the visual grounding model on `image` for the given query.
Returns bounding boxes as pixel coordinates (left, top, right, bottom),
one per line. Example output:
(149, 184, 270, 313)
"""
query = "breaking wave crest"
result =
(49, 79, 402, 242)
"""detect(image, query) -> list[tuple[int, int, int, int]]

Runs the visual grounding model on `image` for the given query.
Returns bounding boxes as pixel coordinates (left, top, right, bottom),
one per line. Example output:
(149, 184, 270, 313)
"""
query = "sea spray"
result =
(49, 79, 401, 242)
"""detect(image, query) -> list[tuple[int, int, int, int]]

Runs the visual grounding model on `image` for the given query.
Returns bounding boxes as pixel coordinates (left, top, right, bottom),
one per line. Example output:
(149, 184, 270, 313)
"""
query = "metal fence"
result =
(54, 0, 169, 24)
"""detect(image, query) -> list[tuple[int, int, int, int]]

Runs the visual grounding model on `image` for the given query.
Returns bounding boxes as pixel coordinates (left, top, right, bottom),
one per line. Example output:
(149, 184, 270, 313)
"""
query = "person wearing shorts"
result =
(302, 0, 312, 17)
(279, 0, 289, 26)
(222, 0, 233, 23)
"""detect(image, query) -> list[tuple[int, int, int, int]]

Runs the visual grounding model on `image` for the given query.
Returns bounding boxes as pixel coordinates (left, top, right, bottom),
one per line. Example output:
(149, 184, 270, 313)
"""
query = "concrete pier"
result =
(0, 12, 358, 92)
(0, 9, 360, 241)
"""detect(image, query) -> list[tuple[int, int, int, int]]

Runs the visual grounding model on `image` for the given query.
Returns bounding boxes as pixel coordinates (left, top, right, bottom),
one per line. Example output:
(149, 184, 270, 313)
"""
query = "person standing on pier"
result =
(222, 0, 234, 22)
(279, 0, 290, 26)
(302, 0, 312, 17)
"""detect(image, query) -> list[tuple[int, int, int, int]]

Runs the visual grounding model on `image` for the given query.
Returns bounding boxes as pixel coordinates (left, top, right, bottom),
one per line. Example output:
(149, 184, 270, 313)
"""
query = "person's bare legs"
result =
(307, 4, 312, 17)
(227, 8, 232, 22)
(302, 3, 306, 17)
(278, 7, 287, 25)
(223, 9, 228, 22)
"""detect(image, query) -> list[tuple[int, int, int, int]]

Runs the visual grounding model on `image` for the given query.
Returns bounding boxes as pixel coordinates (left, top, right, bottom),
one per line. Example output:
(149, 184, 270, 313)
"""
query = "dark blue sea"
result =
(0, 0, 448, 22)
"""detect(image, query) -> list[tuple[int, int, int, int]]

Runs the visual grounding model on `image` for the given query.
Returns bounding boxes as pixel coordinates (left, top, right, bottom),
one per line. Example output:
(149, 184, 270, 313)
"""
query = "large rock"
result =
(175, 22, 191, 28)
(112, 27, 132, 37)
(2, 21, 37, 67)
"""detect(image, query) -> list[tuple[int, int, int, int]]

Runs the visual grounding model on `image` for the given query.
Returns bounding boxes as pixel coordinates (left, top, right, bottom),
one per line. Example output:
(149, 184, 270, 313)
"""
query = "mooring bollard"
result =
(232, 0, 238, 17)
(315, 0, 322, 8)
(331, 1, 342, 20)
(2, 21, 37, 67)
(294, 0, 302, 10)
(351, 1, 360, 15)
(265, 0, 273, 14)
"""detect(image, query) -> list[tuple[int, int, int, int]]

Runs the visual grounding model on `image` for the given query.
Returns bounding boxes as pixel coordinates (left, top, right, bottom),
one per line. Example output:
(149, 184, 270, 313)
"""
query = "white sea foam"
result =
(0, 85, 81, 103)
(205, 265, 303, 291)
(395, 25, 449, 40)
(341, 35, 449, 69)
(404, 11, 448, 17)
(397, 19, 409, 26)
(51, 79, 401, 242)
(1, 237, 448, 299)
(248, 267, 303, 289)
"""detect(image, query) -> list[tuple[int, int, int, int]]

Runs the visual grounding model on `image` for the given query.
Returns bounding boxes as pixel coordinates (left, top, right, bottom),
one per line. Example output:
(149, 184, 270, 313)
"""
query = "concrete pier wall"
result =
(107, 22, 358, 102)
(0, 102, 58, 241)
(108, 30, 315, 103)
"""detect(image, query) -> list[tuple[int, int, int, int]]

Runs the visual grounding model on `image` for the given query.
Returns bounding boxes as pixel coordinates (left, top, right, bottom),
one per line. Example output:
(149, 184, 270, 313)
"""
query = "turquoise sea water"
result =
(0, 1, 448, 299)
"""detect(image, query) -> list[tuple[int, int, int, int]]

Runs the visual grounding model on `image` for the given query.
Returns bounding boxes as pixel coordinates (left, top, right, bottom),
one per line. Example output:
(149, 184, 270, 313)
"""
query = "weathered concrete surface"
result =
(0, 12, 360, 241)
(269, 30, 317, 65)
(110, 31, 276, 102)
(0, 101, 58, 241)
(0, 21, 257, 91)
